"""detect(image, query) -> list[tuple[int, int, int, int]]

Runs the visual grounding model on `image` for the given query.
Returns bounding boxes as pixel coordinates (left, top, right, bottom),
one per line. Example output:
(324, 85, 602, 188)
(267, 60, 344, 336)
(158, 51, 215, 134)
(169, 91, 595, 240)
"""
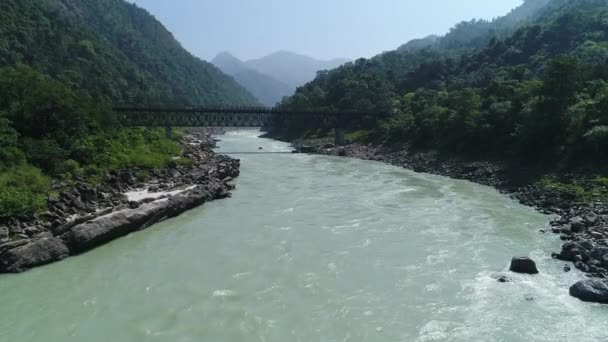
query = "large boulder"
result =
(0, 240, 29, 255)
(570, 216, 586, 233)
(557, 242, 589, 262)
(570, 280, 608, 304)
(510, 257, 539, 274)
(590, 247, 608, 261)
(0, 238, 69, 273)
(64, 185, 221, 253)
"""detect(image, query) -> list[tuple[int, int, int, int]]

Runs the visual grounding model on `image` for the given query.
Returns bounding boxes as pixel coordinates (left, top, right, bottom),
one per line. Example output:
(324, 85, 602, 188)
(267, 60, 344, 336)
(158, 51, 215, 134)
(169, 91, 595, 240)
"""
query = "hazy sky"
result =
(131, 0, 523, 61)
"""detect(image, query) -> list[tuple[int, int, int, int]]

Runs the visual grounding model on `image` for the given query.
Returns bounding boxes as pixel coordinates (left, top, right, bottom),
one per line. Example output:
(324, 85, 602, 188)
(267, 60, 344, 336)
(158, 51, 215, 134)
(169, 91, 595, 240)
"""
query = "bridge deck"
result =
(113, 106, 388, 128)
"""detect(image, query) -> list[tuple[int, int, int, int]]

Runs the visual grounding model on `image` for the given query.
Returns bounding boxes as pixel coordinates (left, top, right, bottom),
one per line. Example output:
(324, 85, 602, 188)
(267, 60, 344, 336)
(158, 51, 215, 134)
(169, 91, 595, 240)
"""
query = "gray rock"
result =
(570, 280, 608, 304)
(0, 240, 29, 255)
(585, 212, 598, 225)
(590, 247, 608, 261)
(0, 238, 69, 273)
(24, 227, 40, 237)
(558, 242, 589, 262)
(602, 254, 608, 268)
(575, 261, 590, 272)
(32, 232, 53, 241)
(570, 216, 586, 232)
(64, 185, 221, 253)
(80, 187, 97, 202)
(510, 257, 539, 274)
(9, 225, 23, 234)
(0, 226, 8, 241)
(497, 276, 511, 283)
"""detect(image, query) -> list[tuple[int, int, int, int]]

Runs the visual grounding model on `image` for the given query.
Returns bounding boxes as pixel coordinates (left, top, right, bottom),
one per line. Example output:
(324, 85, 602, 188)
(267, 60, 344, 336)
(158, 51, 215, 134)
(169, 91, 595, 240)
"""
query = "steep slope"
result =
(245, 51, 350, 89)
(0, 0, 257, 218)
(398, 35, 439, 52)
(278, 0, 607, 166)
(231, 70, 293, 106)
(212, 52, 249, 75)
(212, 52, 292, 106)
(397, 0, 552, 53)
(0, 0, 257, 105)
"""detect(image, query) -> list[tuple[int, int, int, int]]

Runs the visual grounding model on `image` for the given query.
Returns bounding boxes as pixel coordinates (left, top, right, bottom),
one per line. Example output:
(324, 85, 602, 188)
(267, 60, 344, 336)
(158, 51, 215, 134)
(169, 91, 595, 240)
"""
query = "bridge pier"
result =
(335, 127, 346, 146)
(165, 125, 173, 140)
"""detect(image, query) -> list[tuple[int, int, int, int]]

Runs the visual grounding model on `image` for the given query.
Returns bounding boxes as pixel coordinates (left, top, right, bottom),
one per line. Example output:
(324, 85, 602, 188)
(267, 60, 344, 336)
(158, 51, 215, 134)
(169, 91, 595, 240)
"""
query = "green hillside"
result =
(0, 0, 257, 105)
(276, 0, 608, 167)
(0, 0, 257, 217)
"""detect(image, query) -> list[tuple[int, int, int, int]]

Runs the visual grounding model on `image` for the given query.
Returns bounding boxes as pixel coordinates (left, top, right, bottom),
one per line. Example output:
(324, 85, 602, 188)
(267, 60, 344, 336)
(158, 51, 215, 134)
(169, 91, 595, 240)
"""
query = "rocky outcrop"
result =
(64, 184, 227, 253)
(570, 280, 608, 304)
(510, 257, 539, 274)
(0, 131, 240, 274)
(0, 238, 69, 273)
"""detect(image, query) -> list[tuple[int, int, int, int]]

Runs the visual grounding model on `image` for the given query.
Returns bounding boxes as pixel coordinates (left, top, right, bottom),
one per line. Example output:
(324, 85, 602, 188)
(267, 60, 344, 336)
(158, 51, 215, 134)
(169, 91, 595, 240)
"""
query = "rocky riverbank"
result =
(293, 138, 608, 280)
(0, 130, 239, 273)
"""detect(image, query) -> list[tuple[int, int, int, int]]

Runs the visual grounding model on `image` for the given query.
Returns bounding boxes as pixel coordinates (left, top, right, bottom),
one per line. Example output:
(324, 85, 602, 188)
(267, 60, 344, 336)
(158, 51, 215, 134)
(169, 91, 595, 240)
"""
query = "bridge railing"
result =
(112, 105, 391, 117)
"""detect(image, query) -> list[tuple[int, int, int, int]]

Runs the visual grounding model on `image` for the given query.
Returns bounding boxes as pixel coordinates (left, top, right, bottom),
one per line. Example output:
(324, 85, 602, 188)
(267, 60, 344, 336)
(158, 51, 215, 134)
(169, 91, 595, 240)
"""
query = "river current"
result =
(1, 130, 607, 341)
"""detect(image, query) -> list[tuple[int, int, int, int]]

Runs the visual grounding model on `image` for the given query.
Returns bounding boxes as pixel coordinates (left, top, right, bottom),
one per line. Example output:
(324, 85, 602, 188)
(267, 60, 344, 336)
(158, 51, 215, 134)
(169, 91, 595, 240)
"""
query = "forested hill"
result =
(397, 0, 551, 53)
(0, 0, 257, 105)
(277, 0, 608, 167)
(0, 0, 256, 218)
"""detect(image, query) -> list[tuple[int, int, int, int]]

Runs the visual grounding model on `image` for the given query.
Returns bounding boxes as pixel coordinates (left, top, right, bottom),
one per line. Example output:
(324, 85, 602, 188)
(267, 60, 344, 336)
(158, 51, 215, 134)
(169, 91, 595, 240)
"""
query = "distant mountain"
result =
(212, 52, 292, 106)
(397, 0, 552, 53)
(212, 52, 249, 75)
(213, 51, 349, 106)
(245, 51, 350, 89)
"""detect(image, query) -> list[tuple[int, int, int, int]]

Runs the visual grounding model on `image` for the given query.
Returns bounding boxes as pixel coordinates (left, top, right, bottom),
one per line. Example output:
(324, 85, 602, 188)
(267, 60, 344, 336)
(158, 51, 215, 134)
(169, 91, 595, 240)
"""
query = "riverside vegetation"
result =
(276, 0, 607, 169)
(0, 0, 258, 219)
(0, 0, 252, 271)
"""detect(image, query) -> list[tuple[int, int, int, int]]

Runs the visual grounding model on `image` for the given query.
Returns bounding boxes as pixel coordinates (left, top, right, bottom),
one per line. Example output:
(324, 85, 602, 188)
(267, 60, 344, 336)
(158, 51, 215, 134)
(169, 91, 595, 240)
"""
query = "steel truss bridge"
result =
(113, 106, 390, 145)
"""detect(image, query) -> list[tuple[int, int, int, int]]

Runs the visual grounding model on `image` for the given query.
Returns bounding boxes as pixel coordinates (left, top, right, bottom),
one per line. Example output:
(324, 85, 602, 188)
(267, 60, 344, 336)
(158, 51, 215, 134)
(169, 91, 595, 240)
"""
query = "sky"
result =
(131, 0, 523, 62)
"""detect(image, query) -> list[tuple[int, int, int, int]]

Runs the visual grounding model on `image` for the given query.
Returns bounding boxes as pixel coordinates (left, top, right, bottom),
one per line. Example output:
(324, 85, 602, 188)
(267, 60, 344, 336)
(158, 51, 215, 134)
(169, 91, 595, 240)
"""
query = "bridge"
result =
(113, 106, 390, 145)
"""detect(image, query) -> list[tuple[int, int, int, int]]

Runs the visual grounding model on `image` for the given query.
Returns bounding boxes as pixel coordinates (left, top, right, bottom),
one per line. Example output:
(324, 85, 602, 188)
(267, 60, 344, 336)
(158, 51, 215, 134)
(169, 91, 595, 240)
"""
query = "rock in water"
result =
(570, 280, 608, 304)
(497, 276, 511, 283)
(510, 257, 539, 274)
(0, 238, 69, 273)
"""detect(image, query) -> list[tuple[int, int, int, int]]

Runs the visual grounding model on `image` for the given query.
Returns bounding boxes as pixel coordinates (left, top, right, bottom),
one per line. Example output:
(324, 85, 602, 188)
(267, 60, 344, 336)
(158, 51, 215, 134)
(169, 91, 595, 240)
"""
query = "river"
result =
(1, 130, 606, 341)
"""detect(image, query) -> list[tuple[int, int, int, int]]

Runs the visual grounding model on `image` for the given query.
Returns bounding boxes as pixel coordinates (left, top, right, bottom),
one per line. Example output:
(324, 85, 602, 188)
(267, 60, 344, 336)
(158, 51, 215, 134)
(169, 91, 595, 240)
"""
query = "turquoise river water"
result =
(1, 130, 607, 341)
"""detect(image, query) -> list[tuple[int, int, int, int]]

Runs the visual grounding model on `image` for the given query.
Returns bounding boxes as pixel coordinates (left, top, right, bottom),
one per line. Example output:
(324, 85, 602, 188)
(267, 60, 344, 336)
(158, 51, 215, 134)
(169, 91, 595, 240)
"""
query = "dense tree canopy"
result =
(0, 0, 257, 105)
(276, 0, 608, 167)
(0, 0, 258, 217)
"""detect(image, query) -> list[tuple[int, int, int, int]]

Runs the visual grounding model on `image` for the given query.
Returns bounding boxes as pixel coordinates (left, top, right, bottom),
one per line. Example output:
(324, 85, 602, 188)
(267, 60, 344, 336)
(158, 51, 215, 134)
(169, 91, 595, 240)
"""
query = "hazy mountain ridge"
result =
(398, 0, 552, 52)
(212, 52, 292, 106)
(245, 51, 350, 89)
(213, 51, 349, 106)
